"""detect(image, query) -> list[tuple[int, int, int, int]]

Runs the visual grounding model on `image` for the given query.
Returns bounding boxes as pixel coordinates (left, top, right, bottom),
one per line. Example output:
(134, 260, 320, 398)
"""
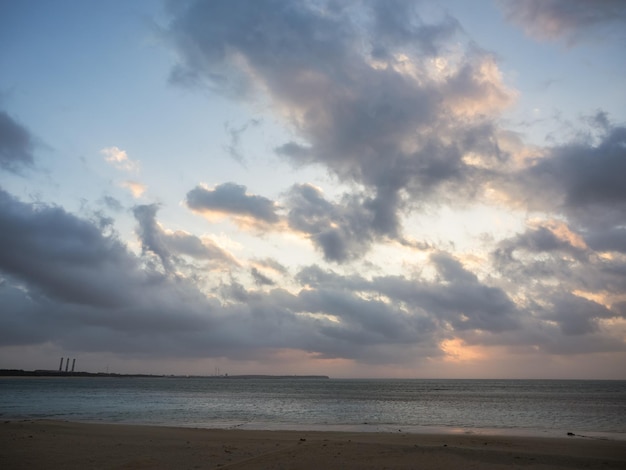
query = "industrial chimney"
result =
(65, 357, 70, 372)
(59, 357, 64, 371)
(71, 358, 76, 372)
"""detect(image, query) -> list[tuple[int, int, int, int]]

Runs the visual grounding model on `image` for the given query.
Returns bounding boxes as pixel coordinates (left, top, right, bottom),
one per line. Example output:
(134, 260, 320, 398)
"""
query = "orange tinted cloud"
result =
(120, 180, 146, 198)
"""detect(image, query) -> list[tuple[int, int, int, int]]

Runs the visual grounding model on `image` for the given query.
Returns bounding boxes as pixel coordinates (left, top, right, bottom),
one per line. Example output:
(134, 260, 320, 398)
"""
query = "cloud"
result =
(120, 180, 147, 198)
(101, 146, 139, 172)
(252, 257, 288, 275)
(133, 204, 173, 272)
(167, 0, 516, 258)
(1, 186, 624, 367)
(223, 118, 261, 165)
(133, 203, 237, 273)
(496, 220, 587, 261)
(100, 195, 124, 212)
(499, 0, 626, 44)
(369, 0, 460, 58)
(551, 127, 626, 209)
(186, 182, 279, 226)
(3, 0, 625, 376)
(507, 124, 626, 256)
(157, 1, 626, 367)
(585, 227, 626, 254)
(297, 251, 521, 336)
(0, 189, 294, 357)
(0, 110, 35, 172)
(0, 188, 476, 361)
(489, 206, 626, 351)
(168, 231, 236, 263)
(0, 188, 144, 308)
(492, 228, 626, 318)
(251, 267, 274, 286)
(544, 292, 615, 336)
(285, 183, 377, 262)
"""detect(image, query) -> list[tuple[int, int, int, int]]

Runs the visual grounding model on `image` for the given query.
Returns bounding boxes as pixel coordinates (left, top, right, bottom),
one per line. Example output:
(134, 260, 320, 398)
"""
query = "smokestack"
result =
(59, 357, 64, 371)
(65, 357, 70, 372)
(71, 358, 76, 372)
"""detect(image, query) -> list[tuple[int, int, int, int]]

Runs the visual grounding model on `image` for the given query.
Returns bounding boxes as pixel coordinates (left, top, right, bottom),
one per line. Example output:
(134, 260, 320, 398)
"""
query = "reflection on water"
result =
(1, 378, 624, 438)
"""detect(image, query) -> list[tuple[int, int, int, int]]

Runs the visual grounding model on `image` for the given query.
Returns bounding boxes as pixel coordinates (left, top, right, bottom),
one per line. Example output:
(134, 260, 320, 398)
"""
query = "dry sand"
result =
(1, 420, 625, 469)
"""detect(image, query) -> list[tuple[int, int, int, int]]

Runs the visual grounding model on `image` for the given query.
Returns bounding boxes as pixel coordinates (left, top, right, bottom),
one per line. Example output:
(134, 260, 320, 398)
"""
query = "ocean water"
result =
(1, 378, 625, 439)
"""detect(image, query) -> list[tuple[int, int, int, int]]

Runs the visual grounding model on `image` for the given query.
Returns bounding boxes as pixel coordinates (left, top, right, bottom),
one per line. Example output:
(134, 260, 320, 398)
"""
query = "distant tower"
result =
(65, 357, 70, 372)
(71, 358, 76, 372)
(59, 357, 64, 371)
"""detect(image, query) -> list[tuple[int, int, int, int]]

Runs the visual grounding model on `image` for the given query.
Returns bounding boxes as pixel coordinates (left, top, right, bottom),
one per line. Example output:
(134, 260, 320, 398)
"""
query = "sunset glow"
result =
(1, 0, 625, 378)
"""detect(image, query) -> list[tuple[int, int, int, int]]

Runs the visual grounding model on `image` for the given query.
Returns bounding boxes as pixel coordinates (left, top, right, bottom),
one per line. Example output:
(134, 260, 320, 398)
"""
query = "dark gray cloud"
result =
(0, 191, 229, 346)
(493, 224, 626, 313)
(495, 226, 586, 262)
(391, 253, 520, 333)
(297, 252, 521, 335)
(253, 257, 288, 275)
(3, 1, 625, 373)
(0, 110, 35, 172)
(285, 183, 376, 262)
(369, 0, 460, 58)
(133, 203, 237, 273)
(547, 127, 626, 209)
(500, 0, 626, 43)
(0, 193, 224, 352)
(0, 188, 139, 308)
(510, 125, 626, 256)
(0, 189, 296, 357)
(295, 287, 433, 361)
(492, 227, 582, 287)
(543, 292, 615, 336)
(168, 230, 234, 262)
(168, 0, 511, 259)
(251, 267, 274, 286)
(1, 184, 624, 365)
(490, 211, 626, 351)
(585, 227, 626, 254)
(186, 182, 279, 225)
(163, 0, 626, 361)
(297, 248, 623, 357)
(0, 188, 434, 363)
(133, 204, 173, 272)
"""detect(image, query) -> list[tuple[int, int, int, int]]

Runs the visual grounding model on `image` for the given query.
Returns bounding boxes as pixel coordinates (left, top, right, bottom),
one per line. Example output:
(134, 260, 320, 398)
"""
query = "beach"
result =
(1, 420, 625, 469)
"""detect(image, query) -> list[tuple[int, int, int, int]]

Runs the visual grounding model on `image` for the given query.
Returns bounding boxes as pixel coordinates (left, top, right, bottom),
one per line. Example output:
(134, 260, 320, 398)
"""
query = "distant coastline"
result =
(0, 369, 329, 379)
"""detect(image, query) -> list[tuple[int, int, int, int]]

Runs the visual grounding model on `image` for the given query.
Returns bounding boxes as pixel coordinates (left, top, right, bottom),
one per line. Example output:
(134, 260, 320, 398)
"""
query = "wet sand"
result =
(1, 420, 625, 469)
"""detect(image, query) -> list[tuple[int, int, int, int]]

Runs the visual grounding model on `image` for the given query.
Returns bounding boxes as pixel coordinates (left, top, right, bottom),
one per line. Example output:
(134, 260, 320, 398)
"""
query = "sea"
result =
(1, 377, 625, 439)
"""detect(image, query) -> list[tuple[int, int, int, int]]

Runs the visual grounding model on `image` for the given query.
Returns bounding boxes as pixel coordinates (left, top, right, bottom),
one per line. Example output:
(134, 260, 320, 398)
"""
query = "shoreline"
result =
(2, 420, 626, 469)
(0, 370, 330, 379)
(3, 417, 625, 442)
(176, 421, 626, 441)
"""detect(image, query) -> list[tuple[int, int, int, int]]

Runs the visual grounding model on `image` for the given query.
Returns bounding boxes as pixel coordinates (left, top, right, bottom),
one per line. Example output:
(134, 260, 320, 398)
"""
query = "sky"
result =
(1, 0, 625, 379)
